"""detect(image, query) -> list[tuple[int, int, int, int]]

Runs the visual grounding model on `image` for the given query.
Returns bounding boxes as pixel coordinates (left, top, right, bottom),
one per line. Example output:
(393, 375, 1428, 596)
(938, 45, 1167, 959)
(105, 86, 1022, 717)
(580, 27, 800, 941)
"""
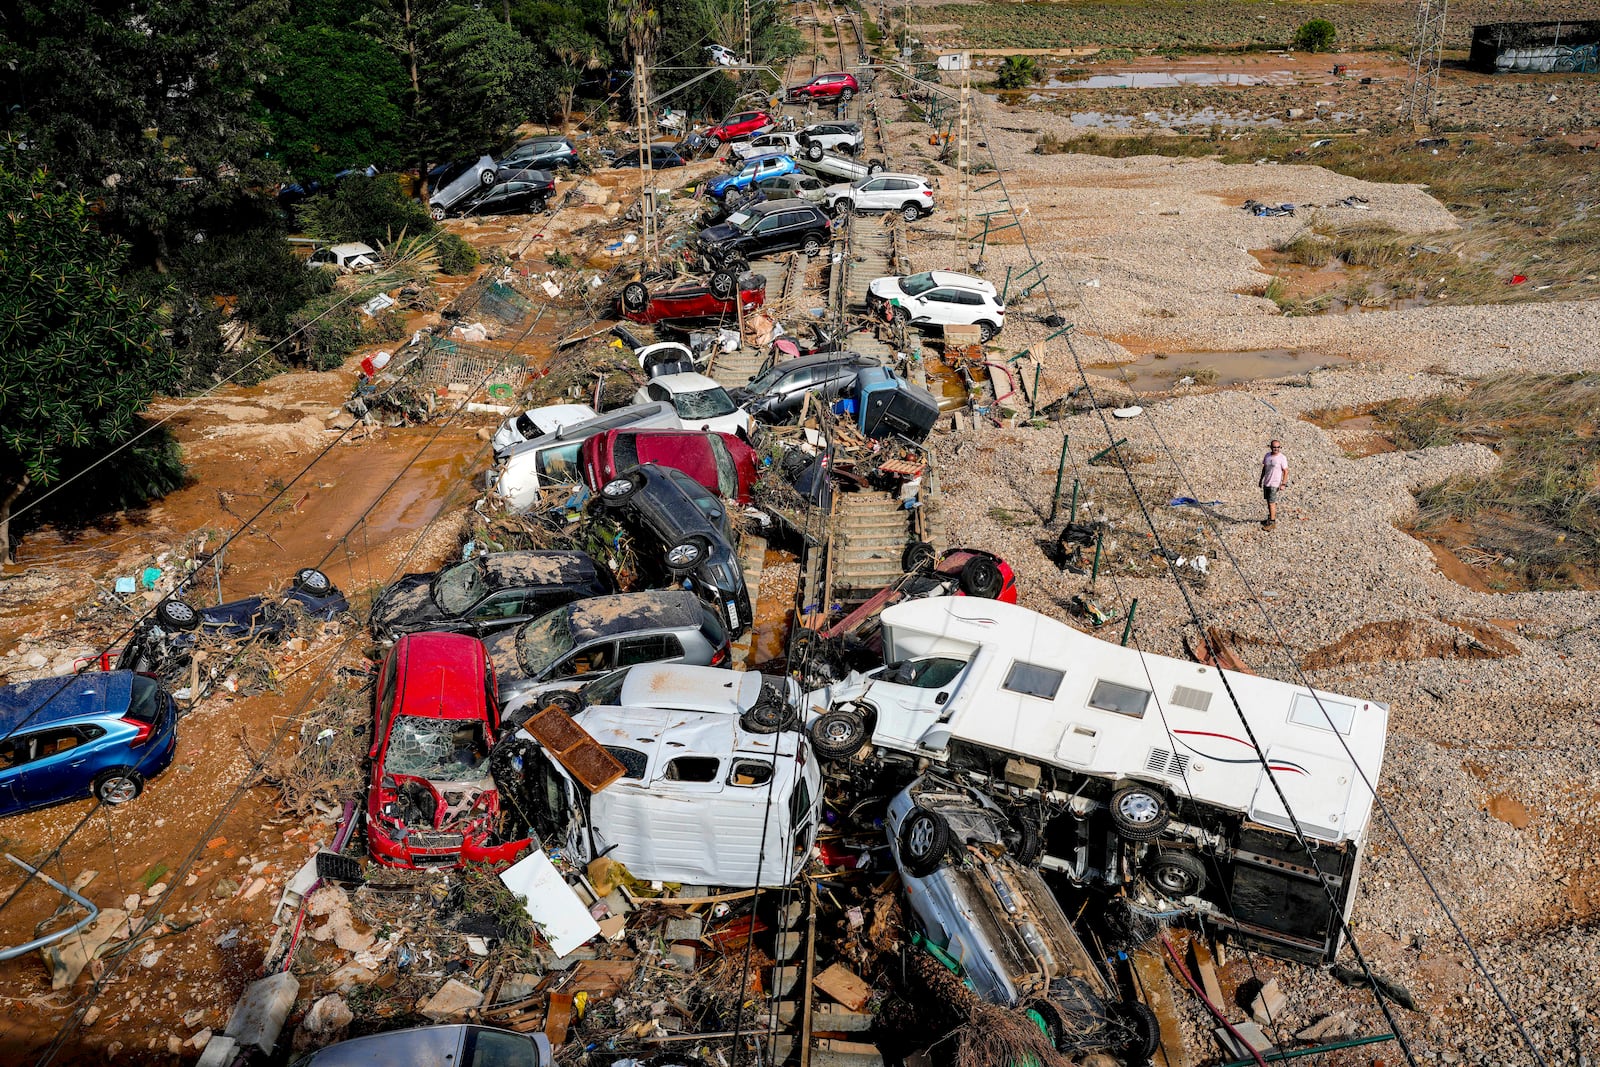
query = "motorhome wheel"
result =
(809, 708, 867, 760)
(1144, 849, 1206, 898)
(1109, 784, 1170, 841)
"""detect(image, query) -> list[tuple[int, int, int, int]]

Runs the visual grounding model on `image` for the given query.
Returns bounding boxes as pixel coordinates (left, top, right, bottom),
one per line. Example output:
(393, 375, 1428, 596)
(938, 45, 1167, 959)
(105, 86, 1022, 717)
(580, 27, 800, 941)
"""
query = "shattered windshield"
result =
(432, 559, 487, 616)
(516, 608, 575, 676)
(386, 716, 489, 779)
(900, 272, 936, 297)
(674, 387, 736, 420)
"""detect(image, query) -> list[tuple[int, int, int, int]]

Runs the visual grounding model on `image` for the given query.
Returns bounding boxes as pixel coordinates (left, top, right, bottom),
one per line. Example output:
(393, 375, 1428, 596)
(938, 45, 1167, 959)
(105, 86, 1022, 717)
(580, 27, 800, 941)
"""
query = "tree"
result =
(549, 26, 608, 129)
(261, 23, 410, 181)
(995, 55, 1039, 90)
(1293, 18, 1337, 53)
(608, 0, 659, 64)
(0, 162, 181, 560)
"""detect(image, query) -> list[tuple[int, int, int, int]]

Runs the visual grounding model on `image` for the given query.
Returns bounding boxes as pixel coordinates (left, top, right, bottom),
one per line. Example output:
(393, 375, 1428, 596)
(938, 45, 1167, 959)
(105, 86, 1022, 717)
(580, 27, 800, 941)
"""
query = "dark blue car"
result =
(0, 671, 178, 814)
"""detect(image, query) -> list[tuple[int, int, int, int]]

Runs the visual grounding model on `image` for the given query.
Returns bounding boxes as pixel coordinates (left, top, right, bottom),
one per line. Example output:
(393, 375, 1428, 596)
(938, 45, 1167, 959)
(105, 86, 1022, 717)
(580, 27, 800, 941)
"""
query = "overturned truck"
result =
(805, 598, 1389, 963)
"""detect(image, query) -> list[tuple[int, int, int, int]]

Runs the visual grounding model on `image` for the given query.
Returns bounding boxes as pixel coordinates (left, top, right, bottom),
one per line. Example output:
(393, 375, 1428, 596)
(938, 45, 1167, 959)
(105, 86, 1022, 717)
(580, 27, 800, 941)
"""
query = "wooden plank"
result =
(544, 991, 574, 1046)
(813, 963, 872, 1013)
(522, 705, 627, 793)
(1190, 938, 1226, 1010)
(1130, 946, 1194, 1067)
(566, 959, 638, 998)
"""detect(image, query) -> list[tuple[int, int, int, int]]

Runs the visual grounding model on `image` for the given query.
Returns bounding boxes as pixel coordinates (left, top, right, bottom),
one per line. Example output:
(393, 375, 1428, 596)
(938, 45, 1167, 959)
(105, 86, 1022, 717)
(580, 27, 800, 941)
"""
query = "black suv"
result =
(696, 198, 832, 269)
(499, 135, 582, 175)
(731, 352, 882, 423)
(369, 550, 615, 641)
(590, 463, 752, 637)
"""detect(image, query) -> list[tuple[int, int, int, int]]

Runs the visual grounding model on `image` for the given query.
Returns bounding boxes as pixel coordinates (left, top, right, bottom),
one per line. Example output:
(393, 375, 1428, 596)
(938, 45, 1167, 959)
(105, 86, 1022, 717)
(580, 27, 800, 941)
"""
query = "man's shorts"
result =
(1262, 486, 1279, 502)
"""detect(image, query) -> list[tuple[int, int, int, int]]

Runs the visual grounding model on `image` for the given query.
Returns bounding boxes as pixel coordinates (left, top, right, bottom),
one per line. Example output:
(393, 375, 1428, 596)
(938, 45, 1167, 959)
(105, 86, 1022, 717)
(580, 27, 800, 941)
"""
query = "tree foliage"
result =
(262, 23, 410, 181)
(300, 174, 434, 246)
(995, 55, 1039, 90)
(1293, 18, 1337, 53)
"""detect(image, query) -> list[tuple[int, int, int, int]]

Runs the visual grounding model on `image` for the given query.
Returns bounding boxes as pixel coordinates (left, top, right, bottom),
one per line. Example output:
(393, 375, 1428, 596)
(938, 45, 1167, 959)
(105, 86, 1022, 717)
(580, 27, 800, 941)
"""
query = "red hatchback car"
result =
(618, 271, 766, 327)
(707, 110, 775, 142)
(580, 428, 759, 505)
(367, 632, 530, 870)
(786, 72, 859, 103)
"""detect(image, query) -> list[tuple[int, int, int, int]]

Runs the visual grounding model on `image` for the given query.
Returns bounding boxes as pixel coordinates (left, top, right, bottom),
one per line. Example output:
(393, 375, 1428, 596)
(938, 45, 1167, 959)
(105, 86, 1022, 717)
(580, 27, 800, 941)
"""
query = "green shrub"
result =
(299, 174, 432, 247)
(289, 292, 364, 370)
(994, 55, 1039, 90)
(366, 308, 408, 342)
(1293, 19, 1337, 53)
(435, 231, 480, 275)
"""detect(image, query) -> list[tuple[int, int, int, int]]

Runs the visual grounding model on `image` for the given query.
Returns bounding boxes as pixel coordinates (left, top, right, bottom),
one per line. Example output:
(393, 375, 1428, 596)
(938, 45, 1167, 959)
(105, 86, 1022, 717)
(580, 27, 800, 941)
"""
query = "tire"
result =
(621, 281, 650, 313)
(155, 599, 200, 632)
(665, 535, 710, 573)
(741, 694, 797, 735)
(1007, 809, 1043, 866)
(430, 206, 447, 221)
(94, 768, 145, 805)
(479, 167, 497, 187)
(809, 708, 868, 761)
(293, 568, 332, 595)
(599, 472, 644, 505)
(543, 690, 583, 717)
(802, 233, 823, 256)
(709, 270, 737, 299)
(901, 203, 922, 223)
(1145, 849, 1207, 898)
(866, 159, 885, 175)
(977, 320, 999, 343)
(1112, 1001, 1162, 1061)
(806, 141, 825, 162)
(958, 555, 1004, 599)
(899, 807, 952, 877)
(840, 88, 854, 103)
(1109, 784, 1170, 841)
(901, 540, 936, 573)
(891, 304, 910, 325)
(1025, 1000, 1065, 1049)
(832, 198, 854, 218)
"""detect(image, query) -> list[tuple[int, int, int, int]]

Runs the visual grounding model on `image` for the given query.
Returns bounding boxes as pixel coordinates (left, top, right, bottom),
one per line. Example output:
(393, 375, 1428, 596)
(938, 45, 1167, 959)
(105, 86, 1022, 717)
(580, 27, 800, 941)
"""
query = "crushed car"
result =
(616, 270, 766, 328)
(369, 551, 616, 642)
(490, 403, 599, 460)
(493, 402, 679, 512)
(581, 428, 759, 506)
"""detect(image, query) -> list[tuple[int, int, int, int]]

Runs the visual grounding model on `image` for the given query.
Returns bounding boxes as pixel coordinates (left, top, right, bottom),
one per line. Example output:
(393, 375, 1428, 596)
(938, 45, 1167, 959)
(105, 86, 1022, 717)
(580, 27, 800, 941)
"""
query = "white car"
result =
(307, 242, 380, 273)
(491, 403, 599, 459)
(494, 402, 679, 511)
(798, 121, 864, 157)
(825, 173, 937, 221)
(730, 131, 803, 162)
(633, 372, 750, 436)
(868, 270, 1006, 341)
(706, 44, 740, 66)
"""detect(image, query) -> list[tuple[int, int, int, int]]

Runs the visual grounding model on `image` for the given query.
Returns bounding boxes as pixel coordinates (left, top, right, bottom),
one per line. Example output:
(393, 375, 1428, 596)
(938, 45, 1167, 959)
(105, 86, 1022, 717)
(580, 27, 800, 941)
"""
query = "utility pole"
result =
(633, 53, 655, 256)
(743, 0, 753, 65)
(1402, 0, 1448, 129)
(956, 51, 971, 260)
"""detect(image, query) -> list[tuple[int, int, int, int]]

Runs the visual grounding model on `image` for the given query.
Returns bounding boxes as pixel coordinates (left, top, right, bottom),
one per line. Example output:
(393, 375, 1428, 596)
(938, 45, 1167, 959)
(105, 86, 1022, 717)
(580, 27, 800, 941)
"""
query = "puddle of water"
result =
(925, 359, 974, 412)
(1044, 70, 1294, 89)
(1061, 108, 1283, 130)
(747, 548, 797, 668)
(1087, 349, 1350, 392)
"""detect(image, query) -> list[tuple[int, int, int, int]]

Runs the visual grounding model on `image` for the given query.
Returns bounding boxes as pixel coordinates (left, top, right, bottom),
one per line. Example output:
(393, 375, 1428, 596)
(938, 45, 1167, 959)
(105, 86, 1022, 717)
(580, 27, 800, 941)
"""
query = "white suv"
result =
(868, 270, 1006, 341)
(798, 122, 864, 157)
(730, 131, 803, 162)
(825, 173, 936, 221)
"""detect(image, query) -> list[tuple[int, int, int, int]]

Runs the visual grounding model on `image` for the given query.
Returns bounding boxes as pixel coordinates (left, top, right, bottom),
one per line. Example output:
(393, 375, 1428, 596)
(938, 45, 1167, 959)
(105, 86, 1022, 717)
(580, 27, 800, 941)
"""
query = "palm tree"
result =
(995, 55, 1039, 90)
(609, 0, 660, 65)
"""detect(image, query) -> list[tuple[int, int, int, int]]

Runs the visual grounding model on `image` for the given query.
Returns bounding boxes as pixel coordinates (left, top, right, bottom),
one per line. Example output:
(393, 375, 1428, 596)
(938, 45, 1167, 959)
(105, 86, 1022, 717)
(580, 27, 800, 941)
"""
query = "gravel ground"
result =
(880, 84, 1600, 1063)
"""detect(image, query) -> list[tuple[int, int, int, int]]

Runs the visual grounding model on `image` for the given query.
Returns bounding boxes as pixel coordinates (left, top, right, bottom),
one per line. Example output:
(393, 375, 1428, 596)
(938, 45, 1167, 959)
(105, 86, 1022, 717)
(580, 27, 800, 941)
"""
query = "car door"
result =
(862, 656, 972, 749)
(464, 1026, 545, 1067)
(755, 158, 784, 181)
(544, 641, 618, 681)
(771, 365, 822, 416)
(15, 726, 102, 807)
(856, 177, 890, 210)
(750, 210, 794, 252)
(466, 590, 537, 635)
(918, 288, 966, 325)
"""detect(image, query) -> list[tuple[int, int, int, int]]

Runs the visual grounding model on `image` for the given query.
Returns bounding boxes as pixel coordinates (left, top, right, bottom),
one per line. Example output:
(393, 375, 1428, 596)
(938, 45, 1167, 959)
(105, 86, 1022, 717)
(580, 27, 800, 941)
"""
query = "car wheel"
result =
(293, 567, 332, 595)
(709, 270, 737, 299)
(891, 304, 910, 325)
(840, 88, 854, 102)
(809, 708, 868, 760)
(479, 167, 497, 187)
(958, 555, 1004, 598)
(802, 233, 823, 256)
(806, 142, 825, 162)
(977, 320, 999, 343)
(665, 535, 710, 573)
(901, 540, 936, 572)
(599, 471, 645, 505)
(1007, 808, 1043, 866)
(430, 206, 447, 221)
(866, 159, 885, 175)
(542, 690, 583, 717)
(1025, 1000, 1066, 1050)
(621, 281, 650, 313)
(1112, 1001, 1163, 1060)
(1145, 848, 1207, 898)
(1109, 784, 1170, 841)
(899, 807, 952, 877)
(740, 693, 797, 735)
(94, 768, 145, 805)
(832, 198, 854, 218)
(901, 202, 922, 223)
(155, 598, 200, 632)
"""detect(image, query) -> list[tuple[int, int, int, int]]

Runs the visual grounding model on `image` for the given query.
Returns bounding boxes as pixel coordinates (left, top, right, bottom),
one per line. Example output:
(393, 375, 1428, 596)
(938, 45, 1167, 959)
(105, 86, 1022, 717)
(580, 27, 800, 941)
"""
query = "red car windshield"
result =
(386, 716, 489, 779)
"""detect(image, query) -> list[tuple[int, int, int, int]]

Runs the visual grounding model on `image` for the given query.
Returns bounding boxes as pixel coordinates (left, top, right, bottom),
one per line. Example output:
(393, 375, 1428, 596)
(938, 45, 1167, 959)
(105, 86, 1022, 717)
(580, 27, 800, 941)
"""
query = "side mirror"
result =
(935, 692, 948, 706)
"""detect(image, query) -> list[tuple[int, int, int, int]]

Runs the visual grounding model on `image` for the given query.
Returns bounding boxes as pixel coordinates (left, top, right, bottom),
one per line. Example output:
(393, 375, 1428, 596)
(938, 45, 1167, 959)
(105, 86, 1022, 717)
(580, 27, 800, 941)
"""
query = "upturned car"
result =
(369, 551, 615, 642)
(616, 270, 766, 327)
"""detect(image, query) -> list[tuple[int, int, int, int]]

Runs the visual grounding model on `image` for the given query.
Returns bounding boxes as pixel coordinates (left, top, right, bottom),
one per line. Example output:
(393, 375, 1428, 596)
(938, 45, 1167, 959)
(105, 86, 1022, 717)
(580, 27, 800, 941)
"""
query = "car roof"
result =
(914, 270, 998, 294)
(0, 672, 136, 733)
(866, 173, 927, 184)
(749, 197, 818, 215)
(650, 372, 724, 393)
(393, 632, 488, 720)
(744, 152, 790, 166)
(517, 134, 571, 145)
(617, 663, 762, 715)
(328, 243, 377, 256)
(564, 590, 705, 644)
(481, 551, 601, 589)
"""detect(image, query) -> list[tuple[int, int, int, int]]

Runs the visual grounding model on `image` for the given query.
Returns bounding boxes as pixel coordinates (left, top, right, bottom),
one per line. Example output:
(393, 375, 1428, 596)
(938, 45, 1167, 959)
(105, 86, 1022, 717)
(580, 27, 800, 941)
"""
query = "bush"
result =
(435, 231, 481, 275)
(300, 174, 432, 247)
(288, 291, 365, 371)
(1293, 19, 1337, 53)
(994, 55, 1039, 90)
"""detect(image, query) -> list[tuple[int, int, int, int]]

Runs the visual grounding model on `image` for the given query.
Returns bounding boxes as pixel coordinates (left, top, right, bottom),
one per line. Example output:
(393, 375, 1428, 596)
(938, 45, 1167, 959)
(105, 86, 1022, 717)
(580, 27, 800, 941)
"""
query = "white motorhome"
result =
(803, 597, 1389, 962)
(502, 667, 821, 888)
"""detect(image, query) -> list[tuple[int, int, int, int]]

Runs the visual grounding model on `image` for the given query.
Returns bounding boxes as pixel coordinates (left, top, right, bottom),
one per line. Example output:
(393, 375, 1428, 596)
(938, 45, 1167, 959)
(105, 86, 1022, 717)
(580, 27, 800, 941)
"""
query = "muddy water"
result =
(925, 358, 974, 413)
(1088, 348, 1350, 392)
(747, 548, 798, 669)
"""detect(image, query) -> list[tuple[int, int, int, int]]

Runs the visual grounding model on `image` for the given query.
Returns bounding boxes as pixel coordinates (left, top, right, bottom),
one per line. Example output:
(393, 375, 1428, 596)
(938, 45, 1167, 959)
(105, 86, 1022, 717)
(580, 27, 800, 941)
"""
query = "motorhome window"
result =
(535, 442, 583, 483)
(1288, 694, 1356, 734)
(1002, 661, 1065, 700)
(1087, 679, 1151, 718)
(728, 759, 774, 786)
(605, 746, 648, 779)
(664, 756, 719, 782)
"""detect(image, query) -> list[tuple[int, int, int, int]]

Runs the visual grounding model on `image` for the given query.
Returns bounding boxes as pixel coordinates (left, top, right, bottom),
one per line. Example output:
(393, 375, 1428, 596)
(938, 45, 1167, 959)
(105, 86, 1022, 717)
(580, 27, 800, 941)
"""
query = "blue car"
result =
(0, 670, 179, 814)
(705, 153, 800, 201)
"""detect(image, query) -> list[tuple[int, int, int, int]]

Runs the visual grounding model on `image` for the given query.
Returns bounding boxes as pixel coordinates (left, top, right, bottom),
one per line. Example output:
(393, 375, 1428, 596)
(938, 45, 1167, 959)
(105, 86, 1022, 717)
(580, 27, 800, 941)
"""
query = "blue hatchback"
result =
(0, 671, 178, 815)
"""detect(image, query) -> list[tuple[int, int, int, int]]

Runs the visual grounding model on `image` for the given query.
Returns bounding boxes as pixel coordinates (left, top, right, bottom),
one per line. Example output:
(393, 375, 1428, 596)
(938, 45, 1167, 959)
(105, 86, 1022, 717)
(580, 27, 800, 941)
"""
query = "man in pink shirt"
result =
(1260, 439, 1288, 528)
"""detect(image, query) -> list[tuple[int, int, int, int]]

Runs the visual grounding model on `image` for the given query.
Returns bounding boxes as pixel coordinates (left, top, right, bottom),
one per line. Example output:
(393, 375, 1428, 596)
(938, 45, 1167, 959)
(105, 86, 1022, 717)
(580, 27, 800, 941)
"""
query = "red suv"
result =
(581, 428, 759, 506)
(366, 632, 530, 870)
(786, 72, 859, 103)
(707, 110, 775, 142)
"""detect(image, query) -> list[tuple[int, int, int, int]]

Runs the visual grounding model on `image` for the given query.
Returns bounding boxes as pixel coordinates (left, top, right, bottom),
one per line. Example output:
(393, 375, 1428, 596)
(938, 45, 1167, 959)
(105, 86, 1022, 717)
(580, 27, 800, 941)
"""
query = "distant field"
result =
(921, 1, 1600, 52)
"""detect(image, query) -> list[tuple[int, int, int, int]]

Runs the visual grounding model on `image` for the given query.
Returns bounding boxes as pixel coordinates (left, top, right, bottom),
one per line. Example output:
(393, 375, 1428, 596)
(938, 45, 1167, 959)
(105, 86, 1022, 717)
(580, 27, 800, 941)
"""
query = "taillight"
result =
(922, 190, 933, 197)
(122, 717, 153, 747)
(710, 645, 728, 666)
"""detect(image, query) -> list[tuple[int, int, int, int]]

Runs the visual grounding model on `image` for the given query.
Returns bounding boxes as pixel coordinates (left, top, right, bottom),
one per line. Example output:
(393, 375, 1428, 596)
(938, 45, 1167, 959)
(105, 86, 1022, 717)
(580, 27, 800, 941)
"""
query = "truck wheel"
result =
(1109, 784, 1170, 841)
(621, 281, 650, 312)
(1145, 849, 1206, 898)
(155, 599, 200, 632)
(901, 540, 935, 572)
(809, 708, 867, 761)
(806, 142, 825, 162)
(709, 270, 737, 299)
(899, 807, 951, 877)
(958, 555, 1004, 598)
(293, 567, 332, 595)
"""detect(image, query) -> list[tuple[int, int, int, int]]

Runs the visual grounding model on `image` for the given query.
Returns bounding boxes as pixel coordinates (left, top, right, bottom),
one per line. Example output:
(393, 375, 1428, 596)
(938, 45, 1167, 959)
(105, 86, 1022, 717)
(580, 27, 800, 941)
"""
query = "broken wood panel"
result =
(522, 705, 627, 792)
(1130, 946, 1194, 1067)
(813, 962, 872, 1012)
(565, 959, 639, 999)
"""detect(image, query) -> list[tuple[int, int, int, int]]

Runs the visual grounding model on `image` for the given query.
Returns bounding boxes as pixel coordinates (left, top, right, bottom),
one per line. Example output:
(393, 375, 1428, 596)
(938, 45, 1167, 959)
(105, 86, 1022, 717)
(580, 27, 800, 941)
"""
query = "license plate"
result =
(726, 600, 740, 629)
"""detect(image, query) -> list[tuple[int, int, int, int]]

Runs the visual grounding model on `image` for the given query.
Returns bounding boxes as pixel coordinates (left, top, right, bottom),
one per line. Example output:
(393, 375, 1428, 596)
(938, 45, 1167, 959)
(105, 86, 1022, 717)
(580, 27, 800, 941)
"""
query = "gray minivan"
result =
(291, 1025, 550, 1067)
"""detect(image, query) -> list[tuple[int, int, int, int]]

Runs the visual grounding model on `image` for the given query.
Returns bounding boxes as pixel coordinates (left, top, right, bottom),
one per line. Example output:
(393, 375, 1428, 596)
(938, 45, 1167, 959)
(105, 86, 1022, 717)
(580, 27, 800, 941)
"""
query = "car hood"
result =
(370, 575, 441, 636)
(824, 182, 852, 198)
(698, 222, 740, 245)
(867, 278, 902, 301)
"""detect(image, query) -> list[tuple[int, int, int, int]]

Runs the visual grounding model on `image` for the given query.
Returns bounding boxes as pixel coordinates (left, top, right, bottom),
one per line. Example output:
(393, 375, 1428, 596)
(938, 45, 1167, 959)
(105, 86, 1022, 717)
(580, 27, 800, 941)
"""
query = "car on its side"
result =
(705, 153, 800, 202)
(730, 352, 882, 423)
(868, 269, 1006, 341)
(491, 403, 599, 459)
(616, 270, 766, 327)
(484, 589, 730, 710)
(502, 660, 798, 730)
(307, 243, 379, 273)
(826, 173, 937, 221)
(0, 671, 179, 815)
(499, 134, 582, 176)
(706, 110, 775, 142)
(612, 143, 686, 169)
(632, 372, 751, 437)
(369, 551, 615, 642)
(786, 72, 859, 103)
(366, 632, 528, 870)
(289, 1024, 551, 1067)
(428, 155, 500, 216)
(798, 121, 864, 157)
(493, 402, 680, 512)
(581, 428, 758, 507)
(696, 199, 833, 268)
(730, 131, 803, 163)
(438, 172, 556, 220)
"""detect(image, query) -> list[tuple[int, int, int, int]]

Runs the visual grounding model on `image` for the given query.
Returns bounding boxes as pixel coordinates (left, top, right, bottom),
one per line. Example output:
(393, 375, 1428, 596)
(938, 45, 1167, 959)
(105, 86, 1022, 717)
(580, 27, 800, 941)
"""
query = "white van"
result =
(492, 402, 678, 512)
(500, 667, 821, 888)
(804, 597, 1389, 963)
